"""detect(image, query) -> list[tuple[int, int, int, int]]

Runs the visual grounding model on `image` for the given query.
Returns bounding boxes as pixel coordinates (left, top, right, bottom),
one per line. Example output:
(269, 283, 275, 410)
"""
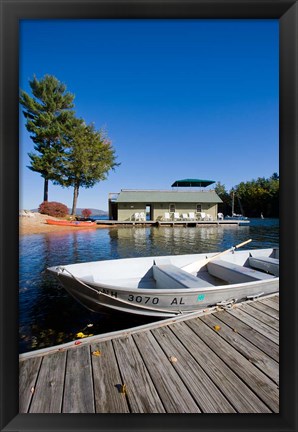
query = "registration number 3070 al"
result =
(127, 295, 159, 305)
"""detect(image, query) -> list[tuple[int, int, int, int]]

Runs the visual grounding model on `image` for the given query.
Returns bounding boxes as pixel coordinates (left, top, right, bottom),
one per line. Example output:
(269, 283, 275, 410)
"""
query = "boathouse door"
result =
(146, 204, 153, 221)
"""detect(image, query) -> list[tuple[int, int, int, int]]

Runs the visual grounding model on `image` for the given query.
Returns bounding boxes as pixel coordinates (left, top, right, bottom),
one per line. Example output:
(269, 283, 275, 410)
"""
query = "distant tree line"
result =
(20, 74, 120, 215)
(215, 173, 279, 218)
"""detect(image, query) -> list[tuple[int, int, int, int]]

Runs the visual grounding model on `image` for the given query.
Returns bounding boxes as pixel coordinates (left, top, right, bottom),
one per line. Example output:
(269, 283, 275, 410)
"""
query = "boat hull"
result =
(47, 248, 279, 317)
(55, 273, 278, 317)
(46, 219, 96, 227)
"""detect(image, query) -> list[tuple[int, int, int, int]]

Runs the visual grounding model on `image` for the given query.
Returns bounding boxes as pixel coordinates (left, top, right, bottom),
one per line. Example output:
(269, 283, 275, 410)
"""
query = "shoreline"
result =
(19, 213, 111, 236)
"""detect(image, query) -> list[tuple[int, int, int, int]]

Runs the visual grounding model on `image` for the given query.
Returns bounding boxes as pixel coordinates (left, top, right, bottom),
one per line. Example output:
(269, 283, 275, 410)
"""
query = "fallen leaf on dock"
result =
(120, 384, 127, 394)
(92, 350, 101, 357)
(76, 332, 88, 338)
(74, 341, 82, 345)
(213, 325, 221, 331)
(233, 328, 238, 333)
(30, 387, 35, 394)
(169, 356, 178, 363)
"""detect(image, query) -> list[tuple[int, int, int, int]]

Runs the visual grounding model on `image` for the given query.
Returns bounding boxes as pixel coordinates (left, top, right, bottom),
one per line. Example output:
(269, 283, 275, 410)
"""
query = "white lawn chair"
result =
(173, 212, 181, 221)
(163, 212, 171, 221)
(188, 212, 196, 221)
(139, 212, 146, 221)
(182, 213, 189, 221)
(217, 212, 224, 220)
(200, 212, 206, 220)
(131, 212, 140, 221)
(206, 214, 213, 221)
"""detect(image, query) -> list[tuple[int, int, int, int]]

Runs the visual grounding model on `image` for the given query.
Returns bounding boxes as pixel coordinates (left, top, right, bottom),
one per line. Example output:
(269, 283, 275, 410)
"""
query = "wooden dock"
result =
(96, 219, 250, 227)
(19, 294, 279, 414)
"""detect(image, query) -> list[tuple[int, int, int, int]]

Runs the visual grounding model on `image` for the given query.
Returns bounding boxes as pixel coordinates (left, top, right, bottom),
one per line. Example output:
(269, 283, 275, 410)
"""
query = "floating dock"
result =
(95, 219, 250, 227)
(19, 294, 278, 413)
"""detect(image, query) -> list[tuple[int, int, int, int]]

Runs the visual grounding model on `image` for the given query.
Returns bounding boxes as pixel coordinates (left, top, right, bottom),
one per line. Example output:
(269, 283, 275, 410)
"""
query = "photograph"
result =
(19, 17, 280, 414)
(0, 0, 297, 431)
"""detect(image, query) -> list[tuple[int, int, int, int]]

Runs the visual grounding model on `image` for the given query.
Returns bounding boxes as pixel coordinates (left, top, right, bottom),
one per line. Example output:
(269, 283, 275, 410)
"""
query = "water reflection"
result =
(19, 219, 279, 352)
(107, 224, 255, 258)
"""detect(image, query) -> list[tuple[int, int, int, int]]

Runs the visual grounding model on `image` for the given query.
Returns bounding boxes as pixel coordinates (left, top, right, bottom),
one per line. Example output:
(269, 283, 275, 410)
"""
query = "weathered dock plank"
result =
(152, 326, 236, 413)
(63, 345, 95, 413)
(133, 331, 201, 413)
(19, 356, 42, 413)
(259, 297, 279, 311)
(269, 295, 279, 304)
(29, 351, 66, 413)
(187, 318, 279, 412)
(247, 300, 279, 320)
(200, 313, 279, 385)
(168, 321, 271, 413)
(212, 310, 279, 362)
(187, 318, 279, 413)
(112, 336, 165, 413)
(90, 340, 129, 413)
(228, 307, 279, 344)
(239, 303, 279, 331)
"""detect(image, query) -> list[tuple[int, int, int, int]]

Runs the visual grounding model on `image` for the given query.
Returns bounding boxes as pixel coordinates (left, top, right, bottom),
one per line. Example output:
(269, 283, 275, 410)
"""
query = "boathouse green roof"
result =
(116, 190, 222, 203)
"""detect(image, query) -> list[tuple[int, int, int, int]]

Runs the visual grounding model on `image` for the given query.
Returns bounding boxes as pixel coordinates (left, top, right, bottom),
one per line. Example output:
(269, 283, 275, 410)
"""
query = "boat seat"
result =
(248, 257, 279, 276)
(207, 259, 273, 284)
(153, 263, 213, 289)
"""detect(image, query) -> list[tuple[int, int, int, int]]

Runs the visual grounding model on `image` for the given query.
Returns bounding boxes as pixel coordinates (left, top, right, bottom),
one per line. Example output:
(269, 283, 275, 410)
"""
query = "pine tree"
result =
(58, 118, 120, 215)
(20, 75, 75, 201)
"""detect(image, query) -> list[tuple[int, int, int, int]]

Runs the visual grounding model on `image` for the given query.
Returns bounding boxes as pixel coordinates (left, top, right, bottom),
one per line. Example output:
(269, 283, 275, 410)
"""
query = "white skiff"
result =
(47, 246, 279, 317)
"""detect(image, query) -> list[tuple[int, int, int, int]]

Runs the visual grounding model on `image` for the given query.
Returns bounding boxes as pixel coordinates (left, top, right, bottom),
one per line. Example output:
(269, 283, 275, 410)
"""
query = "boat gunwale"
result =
(48, 247, 278, 271)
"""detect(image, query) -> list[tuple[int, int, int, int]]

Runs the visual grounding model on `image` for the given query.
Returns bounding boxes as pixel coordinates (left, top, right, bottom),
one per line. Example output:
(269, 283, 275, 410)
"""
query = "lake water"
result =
(19, 218, 279, 353)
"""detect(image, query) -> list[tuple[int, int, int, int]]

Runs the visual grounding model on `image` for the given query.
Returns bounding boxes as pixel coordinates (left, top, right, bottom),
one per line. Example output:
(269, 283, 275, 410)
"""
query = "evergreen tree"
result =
(232, 173, 279, 217)
(58, 118, 120, 215)
(214, 181, 231, 215)
(20, 75, 75, 201)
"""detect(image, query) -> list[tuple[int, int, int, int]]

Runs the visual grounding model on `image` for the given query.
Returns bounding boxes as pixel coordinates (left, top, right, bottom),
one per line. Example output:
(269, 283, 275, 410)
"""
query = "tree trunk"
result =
(43, 178, 49, 202)
(71, 184, 79, 215)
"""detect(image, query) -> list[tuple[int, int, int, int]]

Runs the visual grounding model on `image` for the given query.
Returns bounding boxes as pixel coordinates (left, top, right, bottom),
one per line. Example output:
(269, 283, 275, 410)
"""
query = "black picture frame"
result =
(1, 1, 297, 431)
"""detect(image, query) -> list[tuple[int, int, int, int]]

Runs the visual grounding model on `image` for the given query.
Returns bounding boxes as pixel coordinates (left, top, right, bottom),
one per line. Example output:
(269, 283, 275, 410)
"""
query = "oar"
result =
(182, 239, 252, 273)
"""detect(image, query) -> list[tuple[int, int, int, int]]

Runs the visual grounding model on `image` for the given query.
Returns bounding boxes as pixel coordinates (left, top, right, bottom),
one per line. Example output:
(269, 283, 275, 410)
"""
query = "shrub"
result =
(38, 201, 69, 217)
(82, 208, 92, 218)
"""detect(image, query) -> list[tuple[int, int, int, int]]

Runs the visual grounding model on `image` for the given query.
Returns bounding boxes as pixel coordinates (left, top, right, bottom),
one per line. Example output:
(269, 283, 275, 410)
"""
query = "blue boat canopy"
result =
(171, 179, 215, 188)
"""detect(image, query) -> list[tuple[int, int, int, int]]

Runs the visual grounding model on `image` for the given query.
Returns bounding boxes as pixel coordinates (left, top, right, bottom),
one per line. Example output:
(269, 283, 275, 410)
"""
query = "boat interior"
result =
(75, 248, 279, 290)
(152, 252, 278, 290)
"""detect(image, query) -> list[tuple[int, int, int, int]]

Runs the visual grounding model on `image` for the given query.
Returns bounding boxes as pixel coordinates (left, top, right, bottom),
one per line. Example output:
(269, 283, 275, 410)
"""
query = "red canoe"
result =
(46, 219, 97, 228)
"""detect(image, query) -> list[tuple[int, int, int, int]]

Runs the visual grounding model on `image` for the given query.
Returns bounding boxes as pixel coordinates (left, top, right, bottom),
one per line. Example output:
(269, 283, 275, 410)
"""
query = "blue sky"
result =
(19, 19, 279, 211)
